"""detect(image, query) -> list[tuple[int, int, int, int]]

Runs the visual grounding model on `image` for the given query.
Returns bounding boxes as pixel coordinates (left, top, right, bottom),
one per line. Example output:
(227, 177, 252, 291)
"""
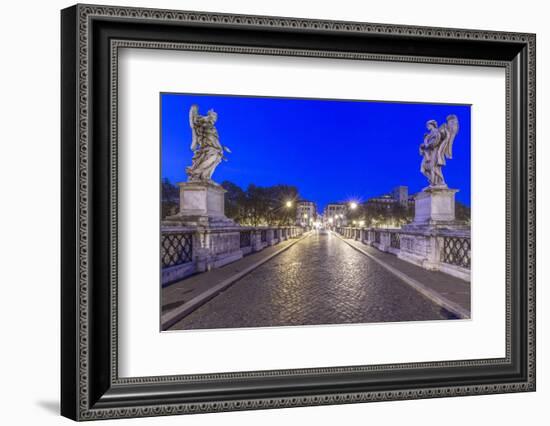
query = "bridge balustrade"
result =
(161, 225, 306, 285)
(335, 225, 470, 281)
(161, 231, 193, 268)
(441, 236, 471, 269)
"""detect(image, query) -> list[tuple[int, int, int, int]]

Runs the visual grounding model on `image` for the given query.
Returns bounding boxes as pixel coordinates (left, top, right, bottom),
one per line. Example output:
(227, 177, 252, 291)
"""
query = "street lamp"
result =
(285, 200, 292, 208)
(303, 213, 308, 219)
(349, 202, 358, 210)
(359, 220, 365, 227)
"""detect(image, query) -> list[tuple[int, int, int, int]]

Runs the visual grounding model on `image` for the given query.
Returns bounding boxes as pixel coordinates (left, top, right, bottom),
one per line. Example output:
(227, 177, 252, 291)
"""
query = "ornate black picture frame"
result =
(61, 4, 536, 421)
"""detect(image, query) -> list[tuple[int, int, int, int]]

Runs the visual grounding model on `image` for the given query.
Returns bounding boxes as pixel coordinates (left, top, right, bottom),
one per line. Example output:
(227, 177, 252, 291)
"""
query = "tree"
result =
(161, 178, 179, 219)
(455, 201, 471, 222)
(221, 181, 299, 226)
(349, 201, 413, 228)
(221, 181, 247, 223)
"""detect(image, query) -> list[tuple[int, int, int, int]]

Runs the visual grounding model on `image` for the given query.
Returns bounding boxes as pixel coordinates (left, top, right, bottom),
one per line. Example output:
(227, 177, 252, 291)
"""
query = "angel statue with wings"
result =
(419, 114, 460, 188)
(185, 105, 231, 184)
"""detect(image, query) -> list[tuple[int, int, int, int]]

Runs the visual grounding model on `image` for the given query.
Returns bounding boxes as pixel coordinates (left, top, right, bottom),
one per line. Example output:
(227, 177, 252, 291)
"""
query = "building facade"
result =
(323, 203, 348, 226)
(296, 201, 317, 226)
(366, 186, 414, 210)
(392, 185, 409, 206)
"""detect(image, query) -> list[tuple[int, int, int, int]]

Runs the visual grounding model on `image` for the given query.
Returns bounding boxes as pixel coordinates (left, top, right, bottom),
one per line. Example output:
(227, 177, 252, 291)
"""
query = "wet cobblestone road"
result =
(172, 232, 451, 330)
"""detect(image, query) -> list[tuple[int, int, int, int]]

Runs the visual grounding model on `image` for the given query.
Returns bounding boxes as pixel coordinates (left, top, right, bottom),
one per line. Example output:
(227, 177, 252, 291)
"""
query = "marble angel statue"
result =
(419, 114, 459, 187)
(185, 105, 231, 184)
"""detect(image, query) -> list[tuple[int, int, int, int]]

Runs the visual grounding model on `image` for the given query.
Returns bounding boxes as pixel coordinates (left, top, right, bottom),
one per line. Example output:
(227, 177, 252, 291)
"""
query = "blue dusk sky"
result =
(161, 93, 471, 210)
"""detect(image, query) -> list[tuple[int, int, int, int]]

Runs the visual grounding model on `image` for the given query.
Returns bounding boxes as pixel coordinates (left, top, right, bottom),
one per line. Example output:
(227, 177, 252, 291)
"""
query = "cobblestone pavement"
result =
(171, 232, 453, 330)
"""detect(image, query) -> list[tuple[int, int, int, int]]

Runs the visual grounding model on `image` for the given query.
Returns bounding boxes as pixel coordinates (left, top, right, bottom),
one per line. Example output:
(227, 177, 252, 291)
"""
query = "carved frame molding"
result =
(61, 4, 535, 420)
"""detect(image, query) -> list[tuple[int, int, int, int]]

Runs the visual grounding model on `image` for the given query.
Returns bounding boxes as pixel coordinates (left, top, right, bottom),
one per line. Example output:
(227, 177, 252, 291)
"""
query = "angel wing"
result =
(438, 114, 459, 161)
(189, 105, 199, 151)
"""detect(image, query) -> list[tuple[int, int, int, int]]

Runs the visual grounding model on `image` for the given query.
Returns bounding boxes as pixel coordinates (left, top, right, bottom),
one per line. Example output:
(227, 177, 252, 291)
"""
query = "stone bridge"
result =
(161, 228, 471, 330)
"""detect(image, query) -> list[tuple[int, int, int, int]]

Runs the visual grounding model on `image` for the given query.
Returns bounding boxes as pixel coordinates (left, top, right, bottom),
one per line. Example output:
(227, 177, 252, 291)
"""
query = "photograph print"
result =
(160, 93, 471, 331)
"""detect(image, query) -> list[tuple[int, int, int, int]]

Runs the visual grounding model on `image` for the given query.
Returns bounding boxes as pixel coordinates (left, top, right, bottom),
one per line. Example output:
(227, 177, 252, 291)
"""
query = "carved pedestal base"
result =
(164, 181, 235, 227)
(405, 186, 467, 231)
(415, 186, 457, 222)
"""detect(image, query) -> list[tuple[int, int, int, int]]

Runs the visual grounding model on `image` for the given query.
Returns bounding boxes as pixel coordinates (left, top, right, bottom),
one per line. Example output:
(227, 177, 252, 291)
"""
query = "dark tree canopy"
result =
(223, 181, 299, 226)
(161, 179, 470, 225)
(161, 178, 179, 219)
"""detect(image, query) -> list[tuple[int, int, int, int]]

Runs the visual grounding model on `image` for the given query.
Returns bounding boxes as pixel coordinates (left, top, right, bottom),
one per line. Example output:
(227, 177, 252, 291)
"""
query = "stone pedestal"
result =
(410, 186, 458, 227)
(164, 181, 234, 227)
(403, 185, 468, 234)
(179, 181, 225, 217)
(162, 181, 241, 274)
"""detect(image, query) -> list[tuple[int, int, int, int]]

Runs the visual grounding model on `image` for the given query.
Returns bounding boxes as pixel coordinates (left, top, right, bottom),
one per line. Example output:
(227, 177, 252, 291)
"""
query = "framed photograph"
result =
(61, 4, 536, 421)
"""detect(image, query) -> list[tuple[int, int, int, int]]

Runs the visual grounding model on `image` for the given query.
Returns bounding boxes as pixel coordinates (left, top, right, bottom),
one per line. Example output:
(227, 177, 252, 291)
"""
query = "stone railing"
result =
(161, 225, 305, 286)
(161, 230, 194, 268)
(336, 226, 470, 281)
(440, 235, 471, 269)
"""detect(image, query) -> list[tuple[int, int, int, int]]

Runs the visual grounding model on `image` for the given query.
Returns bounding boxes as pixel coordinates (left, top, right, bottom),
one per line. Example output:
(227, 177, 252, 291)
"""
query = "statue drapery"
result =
(419, 114, 459, 187)
(186, 105, 231, 183)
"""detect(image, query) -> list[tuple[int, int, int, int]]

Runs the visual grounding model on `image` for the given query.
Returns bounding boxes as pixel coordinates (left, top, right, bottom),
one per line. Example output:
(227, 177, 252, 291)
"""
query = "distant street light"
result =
(349, 202, 358, 210)
(285, 201, 292, 208)
(303, 213, 308, 219)
(359, 220, 365, 227)
(328, 218, 334, 224)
